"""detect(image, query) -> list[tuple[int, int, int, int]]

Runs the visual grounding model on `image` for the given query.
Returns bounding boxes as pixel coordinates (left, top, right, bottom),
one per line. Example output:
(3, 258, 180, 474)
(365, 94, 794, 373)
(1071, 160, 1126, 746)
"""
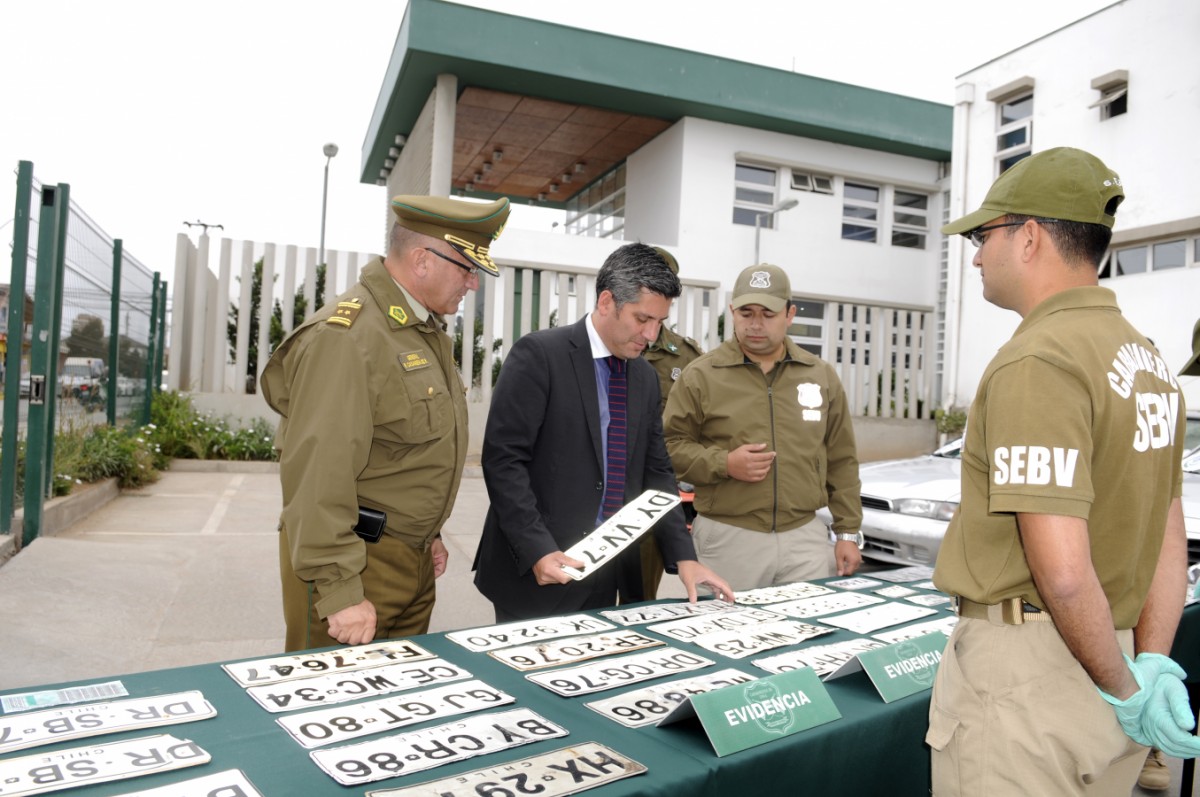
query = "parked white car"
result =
(820, 411, 1200, 568)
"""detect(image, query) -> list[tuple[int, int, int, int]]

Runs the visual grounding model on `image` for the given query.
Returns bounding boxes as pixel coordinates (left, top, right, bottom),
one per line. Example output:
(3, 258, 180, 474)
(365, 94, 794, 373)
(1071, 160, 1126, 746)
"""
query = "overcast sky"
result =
(1, 0, 1115, 280)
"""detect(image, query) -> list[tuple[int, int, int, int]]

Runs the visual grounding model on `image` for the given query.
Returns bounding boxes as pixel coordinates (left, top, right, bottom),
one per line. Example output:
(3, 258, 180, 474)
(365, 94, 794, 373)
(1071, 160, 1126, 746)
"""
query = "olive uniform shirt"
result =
(260, 257, 468, 620)
(933, 287, 1185, 628)
(644, 326, 704, 415)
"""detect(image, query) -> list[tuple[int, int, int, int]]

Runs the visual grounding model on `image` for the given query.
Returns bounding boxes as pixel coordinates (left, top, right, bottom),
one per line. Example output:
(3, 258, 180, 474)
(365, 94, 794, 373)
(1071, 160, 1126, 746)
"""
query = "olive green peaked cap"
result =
(652, 246, 679, 275)
(391, 195, 511, 277)
(943, 147, 1125, 236)
(731, 264, 790, 312)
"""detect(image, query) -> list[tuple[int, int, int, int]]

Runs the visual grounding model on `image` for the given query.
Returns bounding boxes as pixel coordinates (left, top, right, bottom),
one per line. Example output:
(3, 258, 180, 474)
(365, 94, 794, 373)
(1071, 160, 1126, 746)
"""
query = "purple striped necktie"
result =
(602, 355, 627, 519)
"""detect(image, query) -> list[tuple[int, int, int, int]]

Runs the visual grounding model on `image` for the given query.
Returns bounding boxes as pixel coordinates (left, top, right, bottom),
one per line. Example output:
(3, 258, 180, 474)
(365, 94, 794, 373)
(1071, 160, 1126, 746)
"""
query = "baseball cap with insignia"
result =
(943, 147, 1125, 236)
(390, 195, 511, 277)
(731, 263, 791, 312)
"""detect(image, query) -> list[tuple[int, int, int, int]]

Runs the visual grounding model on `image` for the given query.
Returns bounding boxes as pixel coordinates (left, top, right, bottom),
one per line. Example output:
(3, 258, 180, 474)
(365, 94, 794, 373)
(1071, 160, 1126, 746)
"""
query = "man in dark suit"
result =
(473, 243, 733, 621)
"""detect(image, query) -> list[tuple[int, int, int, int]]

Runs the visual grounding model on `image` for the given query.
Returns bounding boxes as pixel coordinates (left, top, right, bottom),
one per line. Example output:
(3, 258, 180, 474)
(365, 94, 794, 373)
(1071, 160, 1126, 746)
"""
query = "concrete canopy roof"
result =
(363, 0, 952, 205)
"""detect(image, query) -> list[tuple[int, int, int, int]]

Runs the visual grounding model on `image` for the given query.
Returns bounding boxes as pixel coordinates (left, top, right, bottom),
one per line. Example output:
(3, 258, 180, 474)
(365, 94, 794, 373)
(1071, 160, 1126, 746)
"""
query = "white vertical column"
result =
(326, 251, 339, 300)
(167, 233, 191, 391)
(482, 268, 502, 404)
(211, 238, 232, 392)
(188, 234, 210, 392)
(461, 288, 477, 394)
(430, 73, 458, 196)
(303, 246, 317, 319)
(282, 245, 297, 334)
(234, 241, 254, 394)
(256, 243, 276, 390)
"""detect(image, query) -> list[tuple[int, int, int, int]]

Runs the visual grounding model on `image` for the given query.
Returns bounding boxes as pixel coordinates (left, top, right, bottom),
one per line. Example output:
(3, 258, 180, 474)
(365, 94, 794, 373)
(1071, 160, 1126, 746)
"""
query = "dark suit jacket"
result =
(473, 316, 695, 618)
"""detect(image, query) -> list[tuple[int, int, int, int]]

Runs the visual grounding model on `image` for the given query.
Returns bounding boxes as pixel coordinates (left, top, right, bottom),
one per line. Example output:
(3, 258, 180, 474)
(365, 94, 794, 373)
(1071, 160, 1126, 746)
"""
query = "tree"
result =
(227, 260, 326, 387)
(64, 314, 107, 359)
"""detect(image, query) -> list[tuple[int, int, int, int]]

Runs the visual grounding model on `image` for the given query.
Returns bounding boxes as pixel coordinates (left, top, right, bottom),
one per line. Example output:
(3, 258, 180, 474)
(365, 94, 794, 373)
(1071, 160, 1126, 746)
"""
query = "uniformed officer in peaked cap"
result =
(262, 194, 510, 651)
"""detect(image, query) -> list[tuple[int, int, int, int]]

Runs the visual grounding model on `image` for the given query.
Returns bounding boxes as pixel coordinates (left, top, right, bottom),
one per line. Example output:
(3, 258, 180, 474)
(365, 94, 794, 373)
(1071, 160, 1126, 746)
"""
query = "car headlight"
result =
(893, 498, 959, 521)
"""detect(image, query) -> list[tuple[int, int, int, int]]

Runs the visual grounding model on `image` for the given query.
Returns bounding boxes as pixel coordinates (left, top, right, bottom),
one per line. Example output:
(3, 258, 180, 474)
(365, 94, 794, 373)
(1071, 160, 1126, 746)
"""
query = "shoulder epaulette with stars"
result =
(327, 298, 363, 328)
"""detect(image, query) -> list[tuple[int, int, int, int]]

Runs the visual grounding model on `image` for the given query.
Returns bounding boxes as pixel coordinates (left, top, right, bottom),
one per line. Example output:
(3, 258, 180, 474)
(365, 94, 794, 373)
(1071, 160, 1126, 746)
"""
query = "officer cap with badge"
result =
(391, 195, 511, 277)
(732, 263, 791, 312)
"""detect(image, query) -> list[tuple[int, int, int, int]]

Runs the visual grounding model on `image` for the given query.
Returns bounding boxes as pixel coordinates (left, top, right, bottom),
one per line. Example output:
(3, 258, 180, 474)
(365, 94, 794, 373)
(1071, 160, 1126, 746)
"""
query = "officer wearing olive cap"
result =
(927, 148, 1198, 795)
(663, 263, 863, 590)
(261, 194, 510, 651)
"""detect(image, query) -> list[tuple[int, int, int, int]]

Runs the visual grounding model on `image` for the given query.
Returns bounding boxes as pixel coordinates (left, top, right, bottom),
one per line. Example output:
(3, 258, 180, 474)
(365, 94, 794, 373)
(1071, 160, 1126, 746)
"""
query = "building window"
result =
(892, 190, 929, 249)
(842, 182, 880, 243)
(732, 163, 778, 227)
(789, 299, 826, 357)
(996, 93, 1033, 173)
(1099, 237, 1194, 278)
(790, 170, 834, 194)
(564, 163, 626, 239)
(1090, 70, 1128, 121)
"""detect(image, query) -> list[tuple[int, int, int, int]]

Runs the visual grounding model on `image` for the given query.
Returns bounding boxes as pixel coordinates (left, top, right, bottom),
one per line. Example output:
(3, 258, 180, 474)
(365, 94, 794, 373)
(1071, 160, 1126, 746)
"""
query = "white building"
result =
(944, 0, 1200, 411)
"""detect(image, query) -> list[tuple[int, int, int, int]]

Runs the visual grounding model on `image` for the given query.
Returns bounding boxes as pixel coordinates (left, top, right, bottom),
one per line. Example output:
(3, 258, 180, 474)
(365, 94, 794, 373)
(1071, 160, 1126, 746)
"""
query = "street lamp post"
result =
(319, 143, 339, 267)
(753, 198, 799, 264)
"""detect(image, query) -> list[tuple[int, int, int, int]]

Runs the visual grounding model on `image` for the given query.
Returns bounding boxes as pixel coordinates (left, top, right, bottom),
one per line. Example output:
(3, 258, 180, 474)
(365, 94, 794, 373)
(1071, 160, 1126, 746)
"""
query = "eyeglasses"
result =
(967, 219, 1060, 247)
(423, 247, 478, 276)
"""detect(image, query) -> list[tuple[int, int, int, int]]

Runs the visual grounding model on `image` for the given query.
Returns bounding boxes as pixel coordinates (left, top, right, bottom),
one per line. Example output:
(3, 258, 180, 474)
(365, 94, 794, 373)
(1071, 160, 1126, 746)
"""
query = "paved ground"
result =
(0, 465, 1188, 794)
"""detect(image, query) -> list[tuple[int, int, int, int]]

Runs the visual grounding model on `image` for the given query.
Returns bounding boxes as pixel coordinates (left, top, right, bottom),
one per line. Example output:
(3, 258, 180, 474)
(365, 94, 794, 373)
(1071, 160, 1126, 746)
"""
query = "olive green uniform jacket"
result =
(663, 337, 862, 534)
(644, 326, 704, 414)
(260, 257, 467, 619)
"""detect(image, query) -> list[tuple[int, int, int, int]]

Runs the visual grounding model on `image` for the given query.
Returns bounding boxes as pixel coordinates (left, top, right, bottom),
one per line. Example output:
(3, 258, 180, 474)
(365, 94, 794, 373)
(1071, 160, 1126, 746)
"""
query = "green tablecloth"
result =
(3, 591, 1197, 796)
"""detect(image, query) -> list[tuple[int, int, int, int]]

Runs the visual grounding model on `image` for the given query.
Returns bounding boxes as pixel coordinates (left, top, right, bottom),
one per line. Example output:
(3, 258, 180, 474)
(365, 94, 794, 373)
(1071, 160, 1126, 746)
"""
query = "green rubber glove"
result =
(1099, 653, 1200, 759)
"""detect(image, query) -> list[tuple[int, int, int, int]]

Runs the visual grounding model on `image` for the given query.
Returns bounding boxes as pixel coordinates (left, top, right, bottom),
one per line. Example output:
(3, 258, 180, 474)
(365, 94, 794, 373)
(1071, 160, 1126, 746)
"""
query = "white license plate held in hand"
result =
(559, 490, 681, 581)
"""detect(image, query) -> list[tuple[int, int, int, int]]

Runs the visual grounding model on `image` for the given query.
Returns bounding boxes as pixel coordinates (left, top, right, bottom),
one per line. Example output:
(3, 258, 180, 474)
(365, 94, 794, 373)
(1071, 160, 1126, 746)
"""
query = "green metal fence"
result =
(1, 160, 167, 547)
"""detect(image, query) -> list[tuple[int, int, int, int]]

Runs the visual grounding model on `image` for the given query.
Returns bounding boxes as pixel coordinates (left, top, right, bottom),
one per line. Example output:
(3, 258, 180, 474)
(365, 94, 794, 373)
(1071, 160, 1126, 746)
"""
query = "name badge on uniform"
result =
(399, 350, 431, 371)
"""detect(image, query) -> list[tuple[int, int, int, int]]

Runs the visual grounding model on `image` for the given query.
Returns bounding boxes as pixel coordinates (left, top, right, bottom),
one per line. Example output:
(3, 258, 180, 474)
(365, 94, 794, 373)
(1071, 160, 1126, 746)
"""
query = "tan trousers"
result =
(692, 514, 834, 592)
(279, 528, 435, 652)
(927, 617, 1145, 796)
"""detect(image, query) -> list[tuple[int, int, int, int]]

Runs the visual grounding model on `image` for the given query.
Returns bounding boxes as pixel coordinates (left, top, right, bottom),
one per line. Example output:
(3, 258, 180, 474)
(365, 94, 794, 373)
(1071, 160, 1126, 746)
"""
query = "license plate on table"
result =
(0, 691, 215, 755)
(277, 680, 514, 749)
(873, 615, 958, 644)
(0, 734, 209, 797)
(223, 640, 435, 687)
(868, 565, 936, 583)
(733, 582, 834, 605)
(766, 591, 884, 619)
(490, 630, 663, 671)
(820, 602, 936, 634)
(689, 620, 835, 659)
(559, 490, 681, 581)
(364, 742, 647, 797)
(246, 658, 470, 713)
(446, 615, 616, 653)
(598, 600, 732, 626)
(751, 638, 887, 677)
(111, 769, 263, 797)
(584, 668, 757, 728)
(526, 648, 714, 697)
(646, 607, 784, 642)
(310, 708, 568, 787)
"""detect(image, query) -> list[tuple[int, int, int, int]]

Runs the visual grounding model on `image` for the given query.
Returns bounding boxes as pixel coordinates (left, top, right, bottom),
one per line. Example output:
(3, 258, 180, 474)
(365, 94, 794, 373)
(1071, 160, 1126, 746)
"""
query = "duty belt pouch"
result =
(354, 507, 387, 543)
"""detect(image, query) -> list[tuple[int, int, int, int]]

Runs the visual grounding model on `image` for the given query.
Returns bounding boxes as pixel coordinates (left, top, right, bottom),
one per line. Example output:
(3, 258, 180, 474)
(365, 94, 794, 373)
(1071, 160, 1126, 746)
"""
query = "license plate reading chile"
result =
(310, 708, 568, 787)
(223, 640, 435, 687)
(446, 615, 616, 653)
(0, 734, 209, 797)
(766, 591, 884, 619)
(646, 607, 784, 641)
(276, 680, 514, 749)
(821, 602, 937, 634)
(246, 657, 471, 713)
(751, 638, 887, 677)
(0, 692, 215, 755)
(584, 668, 758, 728)
(733, 582, 834, 605)
(489, 630, 663, 671)
(598, 600, 731, 626)
(690, 620, 835, 659)
(526, 648, 715, 697)
(364, 742, 647, 797)
(559, 490, 681, 581)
